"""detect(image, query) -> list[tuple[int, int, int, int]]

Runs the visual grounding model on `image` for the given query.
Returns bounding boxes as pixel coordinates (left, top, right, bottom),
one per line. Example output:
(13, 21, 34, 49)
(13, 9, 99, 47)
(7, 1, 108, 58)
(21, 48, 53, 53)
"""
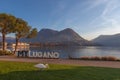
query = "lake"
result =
(29, 46, 120, 59)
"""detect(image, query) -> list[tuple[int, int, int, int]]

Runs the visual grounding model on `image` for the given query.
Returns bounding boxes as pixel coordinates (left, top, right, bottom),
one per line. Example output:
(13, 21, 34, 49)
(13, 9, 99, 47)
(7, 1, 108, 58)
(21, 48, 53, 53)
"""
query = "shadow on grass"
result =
(0, 67, 120, 80)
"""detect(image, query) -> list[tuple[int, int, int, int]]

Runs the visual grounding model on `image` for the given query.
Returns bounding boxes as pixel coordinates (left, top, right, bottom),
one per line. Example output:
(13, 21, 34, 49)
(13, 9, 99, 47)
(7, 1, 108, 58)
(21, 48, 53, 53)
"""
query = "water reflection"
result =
(30, 46, 120, 59)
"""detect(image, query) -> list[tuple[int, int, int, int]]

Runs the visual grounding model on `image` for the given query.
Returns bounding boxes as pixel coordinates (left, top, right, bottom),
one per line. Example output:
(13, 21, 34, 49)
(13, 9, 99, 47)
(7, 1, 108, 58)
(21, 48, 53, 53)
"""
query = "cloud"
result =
(89, 0, 120, 28)
(82, 0, 120, 40)
(100, 0, 120, 29)
(102, 0, 120, 17)
(86, 0, 109, 11)
(47, 0, 120, 40)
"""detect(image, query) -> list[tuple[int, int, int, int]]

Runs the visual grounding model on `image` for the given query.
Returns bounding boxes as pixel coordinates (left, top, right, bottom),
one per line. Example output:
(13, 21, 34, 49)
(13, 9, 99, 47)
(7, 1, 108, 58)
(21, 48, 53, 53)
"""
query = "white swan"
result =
(34, 63, 49, 70)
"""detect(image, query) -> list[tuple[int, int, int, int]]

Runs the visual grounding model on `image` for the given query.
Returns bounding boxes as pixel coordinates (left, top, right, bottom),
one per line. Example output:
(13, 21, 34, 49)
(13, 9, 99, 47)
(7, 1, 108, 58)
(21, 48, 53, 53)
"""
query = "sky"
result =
(0, 0, 120, 40)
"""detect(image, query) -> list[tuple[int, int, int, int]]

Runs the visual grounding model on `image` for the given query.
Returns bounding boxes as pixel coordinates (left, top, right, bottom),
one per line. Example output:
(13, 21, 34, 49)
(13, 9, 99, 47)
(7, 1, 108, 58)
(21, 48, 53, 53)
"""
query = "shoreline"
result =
(0, 56, 120, 68)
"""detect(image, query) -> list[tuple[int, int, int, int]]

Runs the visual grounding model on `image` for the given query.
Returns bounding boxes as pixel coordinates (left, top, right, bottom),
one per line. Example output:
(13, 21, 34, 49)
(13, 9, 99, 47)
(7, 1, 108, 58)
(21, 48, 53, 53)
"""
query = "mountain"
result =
(51, 28, 85, 42)
(22, 28, 93, 46)
(45, 28, 86, 42)
(92, 33, 120, 46)
(0, 36, 15, 43)
(35, 28, 59, 42)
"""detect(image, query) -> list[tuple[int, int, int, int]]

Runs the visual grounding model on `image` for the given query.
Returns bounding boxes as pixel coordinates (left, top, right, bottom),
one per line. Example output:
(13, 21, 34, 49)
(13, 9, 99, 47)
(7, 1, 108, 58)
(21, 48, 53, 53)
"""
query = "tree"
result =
(13, 18, 30, 54)
(0, 13, 16, 51)
(27, 28, 37, 38)
(13, 18, 37, 54)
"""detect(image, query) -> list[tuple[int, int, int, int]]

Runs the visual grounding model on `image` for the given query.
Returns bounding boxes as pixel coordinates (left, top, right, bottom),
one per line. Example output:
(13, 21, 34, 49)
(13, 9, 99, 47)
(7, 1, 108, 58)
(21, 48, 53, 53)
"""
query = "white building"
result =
(12, 42, 30, 51)
(0, 42, 7, 50)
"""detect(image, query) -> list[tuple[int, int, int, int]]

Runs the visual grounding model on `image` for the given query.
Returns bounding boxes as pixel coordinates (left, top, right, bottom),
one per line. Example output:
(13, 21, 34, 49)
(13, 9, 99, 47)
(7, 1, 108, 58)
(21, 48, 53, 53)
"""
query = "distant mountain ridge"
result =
(1, 29, 120, 46)
(21, 28, 93, 46)
(0, 36, 15, 43)
(92, 33, 120, 46)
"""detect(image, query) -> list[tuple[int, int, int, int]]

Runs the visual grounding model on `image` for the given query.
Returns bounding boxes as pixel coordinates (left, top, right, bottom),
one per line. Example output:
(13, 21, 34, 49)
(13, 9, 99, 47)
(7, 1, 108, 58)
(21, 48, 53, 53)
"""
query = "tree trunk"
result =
(14, 37, 19, 54)
(2, 33, 6, 51)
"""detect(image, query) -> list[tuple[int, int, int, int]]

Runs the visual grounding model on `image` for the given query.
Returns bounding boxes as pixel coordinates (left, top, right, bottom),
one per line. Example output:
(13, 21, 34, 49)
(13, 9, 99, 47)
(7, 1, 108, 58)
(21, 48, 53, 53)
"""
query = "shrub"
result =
(101, 56, 118, 61)
(90, 56, 101, 60)
(79, 56, 119, 61)
(0, 50, 13, 55)
(80, 56, 91, 60)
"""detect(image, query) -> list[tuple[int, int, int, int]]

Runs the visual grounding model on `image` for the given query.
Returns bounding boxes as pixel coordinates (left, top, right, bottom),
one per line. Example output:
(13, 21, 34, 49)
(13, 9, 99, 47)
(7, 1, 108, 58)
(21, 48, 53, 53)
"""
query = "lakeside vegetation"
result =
(0, 61, 120, 80)
(0, 50, 12, 55)
(69, 56, 120, 61)
(0, 13, 37, 53)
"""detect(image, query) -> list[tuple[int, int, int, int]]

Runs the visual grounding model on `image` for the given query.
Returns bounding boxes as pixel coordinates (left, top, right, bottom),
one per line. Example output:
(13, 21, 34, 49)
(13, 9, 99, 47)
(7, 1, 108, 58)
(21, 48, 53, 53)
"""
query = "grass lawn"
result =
(0, 61, 120, 80)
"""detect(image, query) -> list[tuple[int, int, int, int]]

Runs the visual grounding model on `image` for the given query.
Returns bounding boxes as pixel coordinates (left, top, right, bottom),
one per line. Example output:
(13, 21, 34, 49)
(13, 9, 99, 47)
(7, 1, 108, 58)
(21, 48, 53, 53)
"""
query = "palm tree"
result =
(0, 13, 16, 51)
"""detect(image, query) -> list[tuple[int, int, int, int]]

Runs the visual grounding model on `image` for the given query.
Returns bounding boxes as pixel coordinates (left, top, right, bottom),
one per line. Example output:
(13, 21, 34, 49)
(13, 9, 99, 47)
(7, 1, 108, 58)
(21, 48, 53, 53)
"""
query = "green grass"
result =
(0, 61, 120, 80)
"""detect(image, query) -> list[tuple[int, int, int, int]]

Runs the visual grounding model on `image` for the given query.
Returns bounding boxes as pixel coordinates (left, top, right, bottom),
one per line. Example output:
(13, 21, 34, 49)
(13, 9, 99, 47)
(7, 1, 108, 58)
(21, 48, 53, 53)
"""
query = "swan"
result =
(34, 63, 49, 70)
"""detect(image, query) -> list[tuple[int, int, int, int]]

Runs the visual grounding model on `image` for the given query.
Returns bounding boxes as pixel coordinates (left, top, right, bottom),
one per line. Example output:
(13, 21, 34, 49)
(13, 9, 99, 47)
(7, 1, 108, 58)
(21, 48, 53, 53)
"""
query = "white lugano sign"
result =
(17, 51, 59, 59)
(29, 51, 59, 58)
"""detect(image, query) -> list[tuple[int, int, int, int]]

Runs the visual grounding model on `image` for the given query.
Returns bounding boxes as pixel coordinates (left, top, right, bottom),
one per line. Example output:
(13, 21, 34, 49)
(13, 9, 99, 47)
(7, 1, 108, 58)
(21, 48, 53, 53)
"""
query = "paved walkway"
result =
(0, 56, 120, 68)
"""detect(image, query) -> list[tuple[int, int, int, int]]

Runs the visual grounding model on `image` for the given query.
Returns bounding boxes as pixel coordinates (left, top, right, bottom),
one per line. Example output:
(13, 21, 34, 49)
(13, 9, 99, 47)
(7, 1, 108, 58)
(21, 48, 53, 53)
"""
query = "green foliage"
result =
(0, 50, 13, 55)
(0, 13, 16, 34)
(13, 18, 37, 54)
(79, 56, 119, 61)
(14, 18, 31, 39)
(0, 13, 38, 51)
(27, 28, 38, 38)
(0, 13, 16, 50)
(0, 61, 120, 80)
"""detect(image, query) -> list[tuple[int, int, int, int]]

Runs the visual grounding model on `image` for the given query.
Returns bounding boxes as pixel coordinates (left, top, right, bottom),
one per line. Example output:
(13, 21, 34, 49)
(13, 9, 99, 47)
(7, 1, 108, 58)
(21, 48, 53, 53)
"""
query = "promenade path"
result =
(0, 56, 120, 68)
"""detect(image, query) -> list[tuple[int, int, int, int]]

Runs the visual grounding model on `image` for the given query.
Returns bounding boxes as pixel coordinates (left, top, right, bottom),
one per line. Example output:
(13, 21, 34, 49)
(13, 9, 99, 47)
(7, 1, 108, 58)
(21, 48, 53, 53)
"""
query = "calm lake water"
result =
(29, 46, 120, 59)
